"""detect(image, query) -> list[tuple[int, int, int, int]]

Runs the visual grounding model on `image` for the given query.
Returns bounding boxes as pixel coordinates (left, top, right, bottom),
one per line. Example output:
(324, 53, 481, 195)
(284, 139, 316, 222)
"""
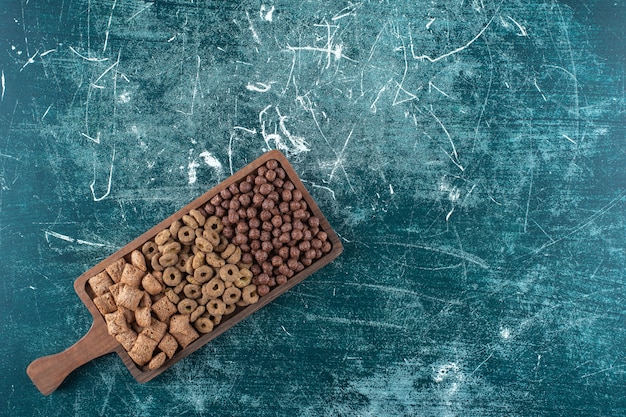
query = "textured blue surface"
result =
(1, 0, 624, 415)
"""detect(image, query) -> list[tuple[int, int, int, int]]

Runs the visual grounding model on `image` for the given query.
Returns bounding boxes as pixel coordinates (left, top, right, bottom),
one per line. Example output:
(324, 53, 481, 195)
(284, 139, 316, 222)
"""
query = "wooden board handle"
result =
(27, 321, 118, 395)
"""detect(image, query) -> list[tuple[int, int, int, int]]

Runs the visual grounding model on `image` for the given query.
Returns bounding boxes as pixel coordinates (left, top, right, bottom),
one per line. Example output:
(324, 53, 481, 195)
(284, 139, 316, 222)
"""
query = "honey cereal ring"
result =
(141, 241, 159, 260)
(202, 229, 220, 247)
(214, 236, 228, 253)
(155, 229, 171, 246)
(184, 283, 202, 299)
(205, 252, 226, 268)
(162, 266, 182, 287)
(206, 298, 226, 316)
(177, 225, 196, 244)
(233, 270, 252, 288)
(223, 303, 236, 315)
(151, 253, 164, 272)
(208, 313, 222, 326)
(178, 298, 198, 315)
(189, 209, 206, 227)
(193, 265, 214, 284)
(202, 277, 225, 298)
(205, 216, 223, 234)
(195, 236, 213, 253)
(159, 252, 178, 268)
(242, 284, 259, 304)
(173, 279, 187, 294)
(182, 214, 199, 229)
(169, 220, 182, 237)
(194, 317, 214, 333)
(226, 247, 242, 264)
(222, 286, 241, 305)
(219, 264, 240, 282)
(176, 253, 191, 272)
(220, 243, 236, 260)
(190, 305, 205, 322)
(161, 241, 181, 254)
(191, 252, 205, 270)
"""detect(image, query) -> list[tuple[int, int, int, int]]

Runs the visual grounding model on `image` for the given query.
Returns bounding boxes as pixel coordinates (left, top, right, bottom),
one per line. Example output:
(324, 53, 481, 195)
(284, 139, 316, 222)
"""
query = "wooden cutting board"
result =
(27, 150, 343, 395)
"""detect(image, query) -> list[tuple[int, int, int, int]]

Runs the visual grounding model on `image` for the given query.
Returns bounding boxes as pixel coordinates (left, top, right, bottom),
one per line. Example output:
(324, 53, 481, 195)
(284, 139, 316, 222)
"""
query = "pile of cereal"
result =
(86, 159, 332, 371)
(203, 159, 332, 296)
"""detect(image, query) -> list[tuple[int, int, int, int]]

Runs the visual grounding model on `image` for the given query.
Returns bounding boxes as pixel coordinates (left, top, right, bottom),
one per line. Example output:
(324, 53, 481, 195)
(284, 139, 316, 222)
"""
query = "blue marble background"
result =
(1, 0, 624, 415)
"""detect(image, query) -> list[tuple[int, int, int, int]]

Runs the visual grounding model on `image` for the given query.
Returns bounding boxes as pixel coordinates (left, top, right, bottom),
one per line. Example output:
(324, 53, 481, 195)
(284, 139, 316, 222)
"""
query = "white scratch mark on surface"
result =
(69, 46, 108, 62)
(426, 17, 436, 29)
(533, 78, 547, 101)
(246, 82, 271, 92)
(563, 134, 577, 144)
(506, 15, 528, 36)
(306, 313, 405, 330)
(90, 146, 116, 201)
(332, 3, 360, 21)
(40, 49, 56, 57)
(376, 241, 489, 269)
(187, 159, 200, 185)
(44, 230, 110, 247)
(92, 51, 120, 88)
(233, 126, 257, 134)
(389, 184, 394, 195)
(19, 49, 38, 72)
(176, 55, 200, 116)
(42, 104, 52, 120)
(411, 13, 496, 62)
(329, 127, 354, 182)
(246, 11, 261, 43)
(81, 131, 101, 144)
(126, 2, 153, 22)
(260, 5, 275, 22)
(429, 81, 451, 98)
(428, 108, 463, 171)
(1, 70, 4, 101)
(199, 151, 222, 170)
(280, 325, 292, 336)
(103, 0, 117, 53)
(580, 364, 626, 379)
(468, 353, 494, 377)
(301, 180, 336, 200)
